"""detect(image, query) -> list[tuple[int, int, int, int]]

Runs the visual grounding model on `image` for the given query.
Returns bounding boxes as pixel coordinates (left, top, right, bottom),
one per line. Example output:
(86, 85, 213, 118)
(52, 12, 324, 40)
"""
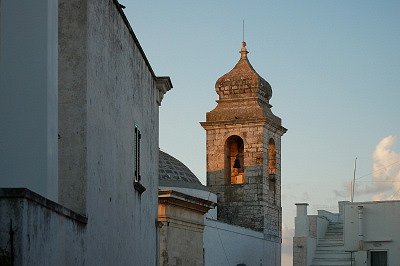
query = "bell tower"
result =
(201, 42, 286, 241)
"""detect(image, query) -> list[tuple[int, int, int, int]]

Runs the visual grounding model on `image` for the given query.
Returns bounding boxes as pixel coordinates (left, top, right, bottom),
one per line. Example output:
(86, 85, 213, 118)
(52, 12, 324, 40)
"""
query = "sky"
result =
(121, 1, 400, 265)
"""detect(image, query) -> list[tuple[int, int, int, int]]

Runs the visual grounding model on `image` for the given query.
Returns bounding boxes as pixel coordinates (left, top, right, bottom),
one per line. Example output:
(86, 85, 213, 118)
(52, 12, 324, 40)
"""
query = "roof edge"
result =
(111, 0, 157, 80)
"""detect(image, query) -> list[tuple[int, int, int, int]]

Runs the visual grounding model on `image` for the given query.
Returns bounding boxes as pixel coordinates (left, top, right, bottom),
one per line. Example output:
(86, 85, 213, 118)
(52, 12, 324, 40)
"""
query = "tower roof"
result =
(202, 41, 286, 130)
(215, 42, 272, 102)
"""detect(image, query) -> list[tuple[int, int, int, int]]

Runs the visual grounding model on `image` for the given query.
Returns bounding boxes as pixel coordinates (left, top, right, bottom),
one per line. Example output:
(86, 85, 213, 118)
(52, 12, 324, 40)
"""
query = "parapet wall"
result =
(204, 218, 281, 266)
(0, 189, 86, 266)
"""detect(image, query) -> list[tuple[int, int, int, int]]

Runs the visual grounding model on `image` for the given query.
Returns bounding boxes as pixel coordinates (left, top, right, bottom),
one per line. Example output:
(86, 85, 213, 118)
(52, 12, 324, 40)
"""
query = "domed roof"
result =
(215, 42, 272, 102)
(159, 150, 207, 190)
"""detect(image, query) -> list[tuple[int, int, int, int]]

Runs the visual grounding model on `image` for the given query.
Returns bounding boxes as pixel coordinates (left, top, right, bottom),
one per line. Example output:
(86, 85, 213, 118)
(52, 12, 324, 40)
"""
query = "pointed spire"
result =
(215, 39, 272, 102)
(240, 41, 249, 59)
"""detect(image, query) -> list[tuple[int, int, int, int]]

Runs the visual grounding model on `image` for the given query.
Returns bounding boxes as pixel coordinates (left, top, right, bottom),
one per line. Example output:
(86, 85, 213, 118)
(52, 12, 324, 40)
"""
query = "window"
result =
(370, 251, 387, 266)
(268, 138, 277, 203)
(134, 126, 141, 182)
(268, 138, 277, 176)
(133, 125, 145, 193)
(225, 135, 245, 184)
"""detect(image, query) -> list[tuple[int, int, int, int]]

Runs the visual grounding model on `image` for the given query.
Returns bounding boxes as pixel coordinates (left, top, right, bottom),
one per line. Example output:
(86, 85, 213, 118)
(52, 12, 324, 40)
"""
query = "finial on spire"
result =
(240, 41, 249, 59)
(240, 20, 248, 59)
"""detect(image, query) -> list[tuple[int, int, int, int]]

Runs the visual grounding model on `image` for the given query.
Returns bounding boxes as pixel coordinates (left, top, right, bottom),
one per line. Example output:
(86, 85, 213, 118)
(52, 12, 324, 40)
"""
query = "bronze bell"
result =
(233, 156, 241, 169)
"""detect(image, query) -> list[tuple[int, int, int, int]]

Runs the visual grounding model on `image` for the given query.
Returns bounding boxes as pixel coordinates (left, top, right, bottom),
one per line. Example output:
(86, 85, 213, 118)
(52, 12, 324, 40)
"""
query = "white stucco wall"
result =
(0, 189, 86, 266)
(0, 0, 58, 202)
(58, 0, 89, 214)
(86, 2, 159, 265)
(58, 0, 162, 264)
(293, 203, 336, 266)
(343, 200, 400, 265)
(204, 218, 281, 266)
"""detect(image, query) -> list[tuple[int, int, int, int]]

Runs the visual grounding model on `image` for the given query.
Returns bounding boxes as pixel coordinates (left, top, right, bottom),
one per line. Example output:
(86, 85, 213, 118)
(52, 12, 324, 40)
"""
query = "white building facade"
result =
(293, 200, 400, 266)
(204, 215, 281, 266)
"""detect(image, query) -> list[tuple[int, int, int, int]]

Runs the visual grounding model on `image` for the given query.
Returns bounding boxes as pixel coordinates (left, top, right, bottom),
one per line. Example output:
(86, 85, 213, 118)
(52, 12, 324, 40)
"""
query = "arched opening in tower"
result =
(268, 138, 277, 176)
(268, 138, 277, 202)
(225, 135, 245, 184)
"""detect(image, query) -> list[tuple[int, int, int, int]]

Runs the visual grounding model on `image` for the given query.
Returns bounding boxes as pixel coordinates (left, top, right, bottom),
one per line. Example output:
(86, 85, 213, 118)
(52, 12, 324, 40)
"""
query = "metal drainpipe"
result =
(357, 205, 364, 250)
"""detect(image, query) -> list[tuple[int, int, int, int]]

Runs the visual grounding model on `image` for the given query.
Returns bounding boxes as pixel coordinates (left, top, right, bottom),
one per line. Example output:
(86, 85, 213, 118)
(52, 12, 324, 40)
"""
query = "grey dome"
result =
(159, 150, 207, 190)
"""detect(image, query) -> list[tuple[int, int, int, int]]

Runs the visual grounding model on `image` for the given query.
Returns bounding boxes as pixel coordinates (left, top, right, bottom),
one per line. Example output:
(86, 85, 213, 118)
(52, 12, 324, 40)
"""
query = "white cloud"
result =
(372, 192, 388, 201)
(371, 135, 400, 199)
(359, 135, 400, 200)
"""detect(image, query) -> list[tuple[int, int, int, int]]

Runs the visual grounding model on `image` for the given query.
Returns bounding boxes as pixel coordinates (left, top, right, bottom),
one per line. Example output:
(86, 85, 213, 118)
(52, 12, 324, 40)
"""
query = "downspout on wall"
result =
(357, 205, 364, 250)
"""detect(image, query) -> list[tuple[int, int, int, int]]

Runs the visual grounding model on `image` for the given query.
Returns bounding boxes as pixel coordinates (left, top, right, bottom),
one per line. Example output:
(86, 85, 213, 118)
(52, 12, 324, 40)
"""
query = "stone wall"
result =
(158, 189, 215, 266)
(204, 122, 283, 240)
(292, 237, 307, 266)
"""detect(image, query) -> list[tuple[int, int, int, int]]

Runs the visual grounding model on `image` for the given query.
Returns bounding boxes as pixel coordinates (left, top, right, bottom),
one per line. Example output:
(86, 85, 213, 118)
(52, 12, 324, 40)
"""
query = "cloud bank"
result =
(357, 135, 400, 200)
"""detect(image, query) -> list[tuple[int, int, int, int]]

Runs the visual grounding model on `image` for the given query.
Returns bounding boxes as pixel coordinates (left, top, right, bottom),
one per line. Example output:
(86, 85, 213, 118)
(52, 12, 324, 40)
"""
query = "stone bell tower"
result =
(201, 42, 286, 241)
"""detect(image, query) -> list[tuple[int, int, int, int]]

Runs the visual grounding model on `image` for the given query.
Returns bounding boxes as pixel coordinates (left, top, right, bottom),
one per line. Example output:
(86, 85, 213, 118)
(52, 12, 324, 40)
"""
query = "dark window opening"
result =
(134, 125, 145, 193)
(370, 251, 387, 266)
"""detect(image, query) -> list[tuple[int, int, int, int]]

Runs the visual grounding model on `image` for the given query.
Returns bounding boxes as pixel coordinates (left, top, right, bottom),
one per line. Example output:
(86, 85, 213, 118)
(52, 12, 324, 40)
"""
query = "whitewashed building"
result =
(0, 0, 171, 265)
(293, 200, 400, 266)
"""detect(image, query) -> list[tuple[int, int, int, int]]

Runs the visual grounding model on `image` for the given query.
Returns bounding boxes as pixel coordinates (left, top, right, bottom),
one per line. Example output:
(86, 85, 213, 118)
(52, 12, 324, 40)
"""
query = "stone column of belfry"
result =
(201, 42, 287, 242)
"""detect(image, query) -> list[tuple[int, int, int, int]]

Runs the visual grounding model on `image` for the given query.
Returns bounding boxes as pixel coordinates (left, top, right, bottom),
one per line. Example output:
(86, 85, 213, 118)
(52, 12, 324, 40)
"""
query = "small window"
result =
(370, 251, 387, 266)
(225, 135, 245, 184)
(133, 125, 145, 193)
(268, 138, 277, 176)
(268, 138, 277, 203)
(134, 126, 141, 182)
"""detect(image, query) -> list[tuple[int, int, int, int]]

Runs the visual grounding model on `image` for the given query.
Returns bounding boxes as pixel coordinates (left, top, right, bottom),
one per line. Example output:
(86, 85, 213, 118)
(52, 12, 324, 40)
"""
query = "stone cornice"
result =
(201, 119, 287, 135)
(158, 189, 216, 214)
(155, 76, 173, 106)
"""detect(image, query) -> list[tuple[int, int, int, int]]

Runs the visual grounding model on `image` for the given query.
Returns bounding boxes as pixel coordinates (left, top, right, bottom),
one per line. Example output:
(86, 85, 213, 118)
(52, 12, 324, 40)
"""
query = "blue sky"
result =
(121, 1, 400, 264)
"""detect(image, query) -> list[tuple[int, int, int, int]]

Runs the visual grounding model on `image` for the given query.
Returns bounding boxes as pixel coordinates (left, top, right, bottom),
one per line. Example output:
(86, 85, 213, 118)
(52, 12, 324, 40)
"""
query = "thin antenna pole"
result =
(351, 157, 357, 202)
(242, 20, 245, 42)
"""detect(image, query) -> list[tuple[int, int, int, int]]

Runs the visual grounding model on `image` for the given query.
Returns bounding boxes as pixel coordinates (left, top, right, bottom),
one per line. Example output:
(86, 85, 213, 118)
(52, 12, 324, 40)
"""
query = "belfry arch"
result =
(268, 138, 277, 176)
(268, 138, 277, 203)
(225, 135, 245, 184)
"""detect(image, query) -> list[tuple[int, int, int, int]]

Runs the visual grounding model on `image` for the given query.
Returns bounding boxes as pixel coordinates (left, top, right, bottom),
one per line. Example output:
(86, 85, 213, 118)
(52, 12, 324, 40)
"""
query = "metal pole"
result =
(351, 157, 357, 202)
(351, 251, 353, 266)
(242, 20, 245, 42)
